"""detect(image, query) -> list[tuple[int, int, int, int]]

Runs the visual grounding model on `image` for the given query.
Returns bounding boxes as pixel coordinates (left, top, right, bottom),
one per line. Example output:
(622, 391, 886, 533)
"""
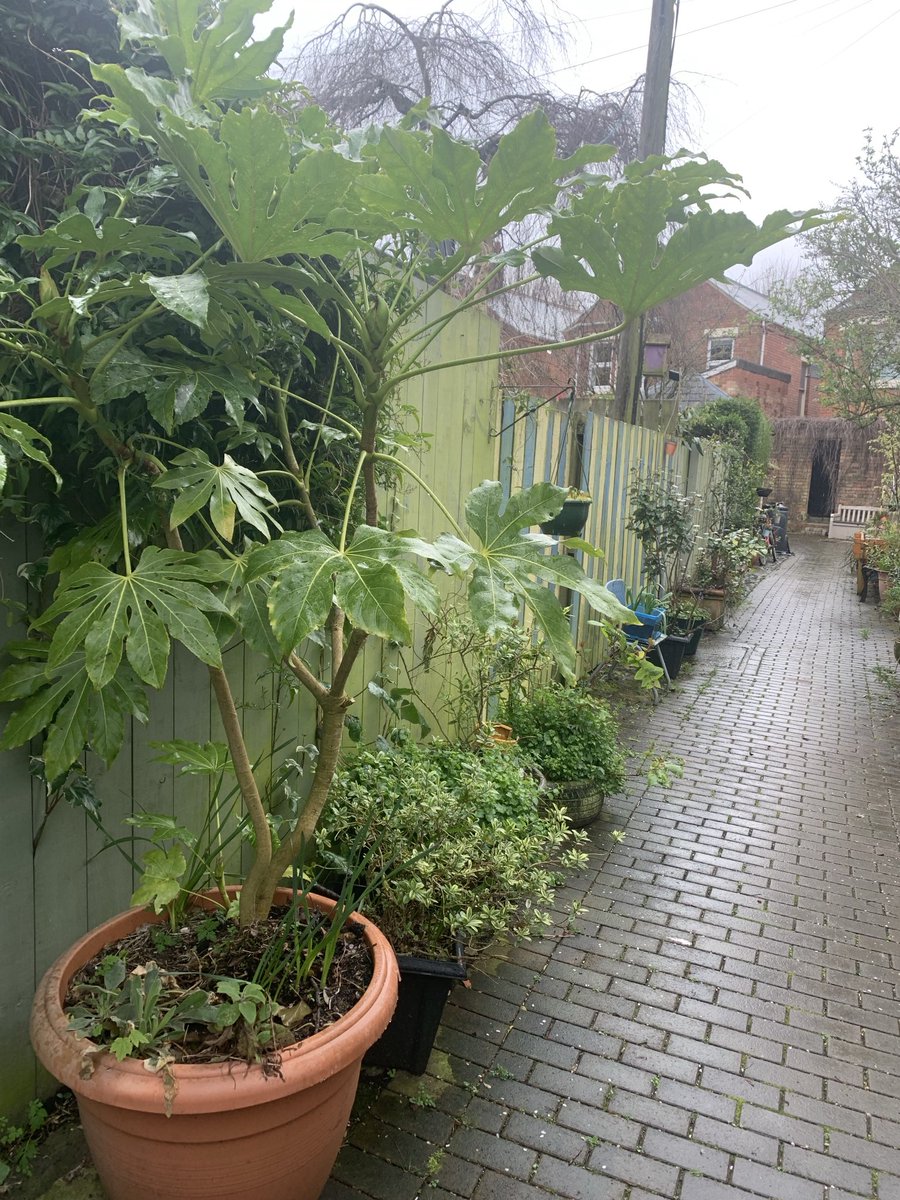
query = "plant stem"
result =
(382, 323, 627, 396)
(339, 451, 366, 552)
(208, 666, 274, 925)
(164, 523, 273, 924)
(260, 695, 348, 899)
(286, 652, 329, 704)
(262, 380, 361, 438)
(117, 466, 133, 575)
(373, 452, 468, 540)
(0, 396, 79, 410)
(273, 386, 319, 530)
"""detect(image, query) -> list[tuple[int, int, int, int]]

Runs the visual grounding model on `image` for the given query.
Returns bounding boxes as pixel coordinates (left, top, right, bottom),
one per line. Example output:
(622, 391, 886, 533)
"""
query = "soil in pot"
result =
(364, 947, 467, 1075)
(30, 890, 399, 1200)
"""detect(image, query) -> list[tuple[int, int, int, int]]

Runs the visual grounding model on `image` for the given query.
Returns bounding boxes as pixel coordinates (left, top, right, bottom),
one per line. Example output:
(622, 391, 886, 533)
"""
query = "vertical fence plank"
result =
(0, 524, 38, 1114)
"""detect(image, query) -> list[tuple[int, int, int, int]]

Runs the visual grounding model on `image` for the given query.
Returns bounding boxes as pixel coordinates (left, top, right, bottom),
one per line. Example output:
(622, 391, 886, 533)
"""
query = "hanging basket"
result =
(540, 498, 592, 537)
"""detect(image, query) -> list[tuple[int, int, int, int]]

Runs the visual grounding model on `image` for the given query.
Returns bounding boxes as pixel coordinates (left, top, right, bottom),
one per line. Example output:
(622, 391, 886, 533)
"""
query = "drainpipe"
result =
(759, 321, 767, 366)
(799, 365, 808, 417)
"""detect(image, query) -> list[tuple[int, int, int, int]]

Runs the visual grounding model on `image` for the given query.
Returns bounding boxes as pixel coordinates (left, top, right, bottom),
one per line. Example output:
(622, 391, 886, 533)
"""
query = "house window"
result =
(707, 336, 734, 367)
(588, 340, 615, 392)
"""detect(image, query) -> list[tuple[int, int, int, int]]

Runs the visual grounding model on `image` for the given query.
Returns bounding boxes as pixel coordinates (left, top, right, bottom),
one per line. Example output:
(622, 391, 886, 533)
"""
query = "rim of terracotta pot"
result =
(31, 887, 399, 1115)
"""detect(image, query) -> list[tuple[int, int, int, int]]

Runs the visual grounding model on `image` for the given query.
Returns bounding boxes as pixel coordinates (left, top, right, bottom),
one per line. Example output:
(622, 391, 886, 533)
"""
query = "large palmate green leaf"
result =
(245, 525, 441, 653)
(154, 449, 279, 540)
(0, 648, 149, 782)
(355, 113, 593, 258)
(35, 548, 229, 690)
(434, 481, 633, 679)
(119, 0, 291, 103)
(90, 63, 365, 263)
(18, 214, 197, 270)
(86, 344, 257, 431)
(532, 155, 827, 320)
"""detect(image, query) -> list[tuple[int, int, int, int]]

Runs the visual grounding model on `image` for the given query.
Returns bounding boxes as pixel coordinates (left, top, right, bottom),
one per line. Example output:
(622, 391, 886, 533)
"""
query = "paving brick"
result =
(620, 1042, 700, 1083)
(731, 1156, 822, 1200)
(781, 1145, 874, 1194)
(692, 1113, 780, 1164)
(531, 1156, 628, 1199)
(448, 1127, 537, 1180)
(654, 1076, 741, 1121)
(583, 1144, 681, 1194)
(432, 1152, 484, 1195)
(331, 1145, 422, 1200)
(782, 1091, 869, 1136)
(879, 1175, 900, 1200)
(698, 1065, 782, 1110)
(554, 1101, 642, 1148)
(472, 1171, 551, 1200)
(606, 1089, 692, 1136)
(680, 1176, 748, 1200)
(641, 1127, 731, 1179)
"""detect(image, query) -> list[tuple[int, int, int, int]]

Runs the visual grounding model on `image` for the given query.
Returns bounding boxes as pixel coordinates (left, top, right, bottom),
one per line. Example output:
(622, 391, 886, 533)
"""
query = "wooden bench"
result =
(828, 505, 880, 539)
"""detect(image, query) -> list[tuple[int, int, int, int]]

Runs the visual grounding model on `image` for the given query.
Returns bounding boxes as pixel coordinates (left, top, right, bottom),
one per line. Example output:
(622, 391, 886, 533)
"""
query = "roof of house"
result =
(487, 288, 592, 342)
(677, 372, 732, 408)
(708, 277, 782, 323)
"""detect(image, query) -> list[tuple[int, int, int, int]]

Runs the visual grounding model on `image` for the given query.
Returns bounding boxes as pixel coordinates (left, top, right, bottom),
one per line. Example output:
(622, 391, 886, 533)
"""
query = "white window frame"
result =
(707, 335, 735, 367)
(588, 339, 615, 393)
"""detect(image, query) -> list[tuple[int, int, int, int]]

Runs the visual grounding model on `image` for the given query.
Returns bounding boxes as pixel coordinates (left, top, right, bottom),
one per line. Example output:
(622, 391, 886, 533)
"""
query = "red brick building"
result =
(654, 279, 826, 420)
(493, 277, 884, 526)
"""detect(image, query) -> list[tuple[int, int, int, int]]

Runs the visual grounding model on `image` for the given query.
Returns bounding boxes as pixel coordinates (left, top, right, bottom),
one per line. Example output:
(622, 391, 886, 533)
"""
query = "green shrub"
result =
(316, 744, 586, 957)
(502, 686, 626, 789)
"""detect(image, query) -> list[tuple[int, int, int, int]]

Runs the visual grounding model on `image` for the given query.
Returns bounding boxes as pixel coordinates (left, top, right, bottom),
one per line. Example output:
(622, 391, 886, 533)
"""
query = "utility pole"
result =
(612, 0, 677, 423)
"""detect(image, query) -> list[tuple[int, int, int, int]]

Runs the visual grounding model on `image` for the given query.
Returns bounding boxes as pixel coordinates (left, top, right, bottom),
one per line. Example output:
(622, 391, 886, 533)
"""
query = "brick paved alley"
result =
(324, 537, 900, 1200)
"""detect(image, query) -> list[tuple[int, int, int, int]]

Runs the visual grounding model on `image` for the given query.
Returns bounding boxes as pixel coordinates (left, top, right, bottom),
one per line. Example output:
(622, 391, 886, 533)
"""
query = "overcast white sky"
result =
(261, 0, 900, 281)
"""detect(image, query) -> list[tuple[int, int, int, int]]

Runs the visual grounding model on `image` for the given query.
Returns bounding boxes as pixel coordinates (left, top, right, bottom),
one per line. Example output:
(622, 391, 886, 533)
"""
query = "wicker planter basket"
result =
(548, 777, 606, 827)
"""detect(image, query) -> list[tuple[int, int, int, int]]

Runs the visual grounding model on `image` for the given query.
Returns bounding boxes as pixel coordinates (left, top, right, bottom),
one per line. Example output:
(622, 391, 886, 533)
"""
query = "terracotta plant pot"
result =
(680, 589, 725, 631)
(30, 889, 399, 1200)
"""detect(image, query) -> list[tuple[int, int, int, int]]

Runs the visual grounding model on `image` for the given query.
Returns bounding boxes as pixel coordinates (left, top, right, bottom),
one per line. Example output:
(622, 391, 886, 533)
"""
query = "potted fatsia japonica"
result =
(0, 0, 823, 1196)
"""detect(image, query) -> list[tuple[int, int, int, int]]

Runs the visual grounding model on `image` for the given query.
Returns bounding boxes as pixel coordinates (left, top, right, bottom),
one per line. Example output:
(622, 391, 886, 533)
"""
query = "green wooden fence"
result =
(0, 298, 723, 1116)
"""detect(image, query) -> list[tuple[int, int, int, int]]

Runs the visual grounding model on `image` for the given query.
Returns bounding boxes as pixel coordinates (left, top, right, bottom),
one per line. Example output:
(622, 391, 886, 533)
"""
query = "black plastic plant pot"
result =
(648, 634, 688, 679)
(540, 498, 591, 537)
(363, 949, 467, 1075)
(682, 625, 704, 657)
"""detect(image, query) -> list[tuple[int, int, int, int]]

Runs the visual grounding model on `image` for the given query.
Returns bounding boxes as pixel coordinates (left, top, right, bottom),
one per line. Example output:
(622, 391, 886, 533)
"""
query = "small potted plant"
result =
(665, 596, 707, 657)
(315, 742, 587, 1072)
(540, 487, 593, 537)
(502, 686, 626, 826)
(622, 585, 667, 640)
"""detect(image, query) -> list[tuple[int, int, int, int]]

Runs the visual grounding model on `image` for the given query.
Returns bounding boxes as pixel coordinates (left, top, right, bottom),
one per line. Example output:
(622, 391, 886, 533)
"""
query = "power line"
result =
(837, 5, 900, 54)
(707, 0, 899, 150)
(537, 0, 825, 80)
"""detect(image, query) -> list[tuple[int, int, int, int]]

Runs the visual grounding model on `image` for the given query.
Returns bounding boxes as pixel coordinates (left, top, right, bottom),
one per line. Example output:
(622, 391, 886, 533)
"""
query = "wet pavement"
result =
(325, 536, 900, 1200)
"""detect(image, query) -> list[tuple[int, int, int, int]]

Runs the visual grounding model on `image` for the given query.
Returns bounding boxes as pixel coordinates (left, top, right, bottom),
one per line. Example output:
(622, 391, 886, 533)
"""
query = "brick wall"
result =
(771, 418, 883, 524)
